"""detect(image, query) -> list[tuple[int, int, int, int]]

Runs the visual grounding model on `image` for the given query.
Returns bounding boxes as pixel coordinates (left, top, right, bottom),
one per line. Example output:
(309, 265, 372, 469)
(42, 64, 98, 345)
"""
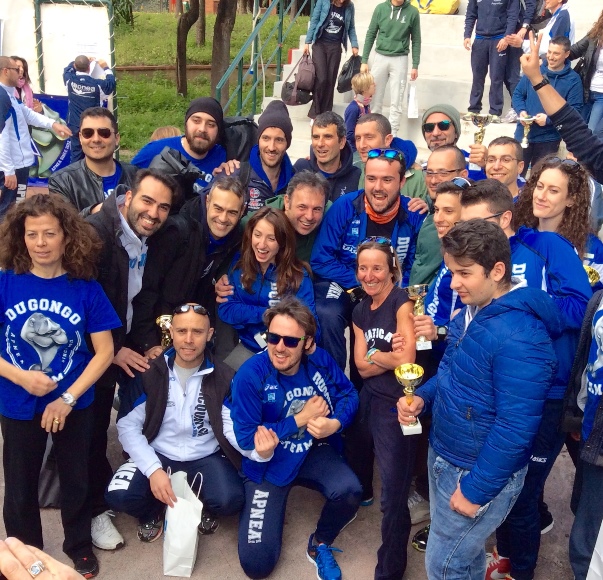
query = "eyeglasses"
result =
(79, 127, 115, 139)
(173, 304, 208, 316)
(482, 210, 505, 221)
(450, 177, 471, 189)
(486, 155, 518, 165)
(4, 67, 20, 73)
(265, 332, 306, 348)
(423, 168, 465, 178)
(367, 149, 405, 164)
(422, 120, 452, 133)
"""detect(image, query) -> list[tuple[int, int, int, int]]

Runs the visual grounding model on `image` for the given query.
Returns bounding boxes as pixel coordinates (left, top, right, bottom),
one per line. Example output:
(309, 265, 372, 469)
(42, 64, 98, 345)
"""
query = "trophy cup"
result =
(156, 315, 173, 349)
(470, 114, 493, 145)
(585, 265, 601, 287)
(395, 363, 424, 435)
(520, 116, 535, 148)
(405, 284, 432, 350)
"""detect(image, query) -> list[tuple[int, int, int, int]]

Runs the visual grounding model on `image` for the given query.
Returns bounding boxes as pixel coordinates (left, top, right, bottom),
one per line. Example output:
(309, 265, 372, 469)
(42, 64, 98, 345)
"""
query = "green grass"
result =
(115, 12, 308, 154)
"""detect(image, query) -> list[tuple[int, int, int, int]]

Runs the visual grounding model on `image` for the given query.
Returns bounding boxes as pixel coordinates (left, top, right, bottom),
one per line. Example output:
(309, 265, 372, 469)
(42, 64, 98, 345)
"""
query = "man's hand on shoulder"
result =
(406, 197, 429, 215)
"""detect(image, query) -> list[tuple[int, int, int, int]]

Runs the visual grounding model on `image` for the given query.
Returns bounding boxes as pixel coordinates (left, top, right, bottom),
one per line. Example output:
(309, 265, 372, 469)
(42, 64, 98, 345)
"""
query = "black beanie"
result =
(258, 101, 293, 148)
(185, 97, 224, 132)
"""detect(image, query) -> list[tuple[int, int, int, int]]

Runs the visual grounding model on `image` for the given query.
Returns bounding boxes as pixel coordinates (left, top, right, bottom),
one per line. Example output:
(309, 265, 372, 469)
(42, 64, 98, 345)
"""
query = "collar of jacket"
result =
(352, 190, 409, 224)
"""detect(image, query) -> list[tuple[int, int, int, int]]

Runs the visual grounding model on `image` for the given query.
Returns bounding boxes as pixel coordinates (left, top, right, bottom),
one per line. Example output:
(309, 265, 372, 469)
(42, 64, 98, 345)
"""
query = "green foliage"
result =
(113, 0, 134, 27)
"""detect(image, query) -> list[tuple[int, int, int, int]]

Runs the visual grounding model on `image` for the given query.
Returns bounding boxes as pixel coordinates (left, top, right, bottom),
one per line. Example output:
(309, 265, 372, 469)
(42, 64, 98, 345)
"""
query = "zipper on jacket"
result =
(466, 406, 472, 420)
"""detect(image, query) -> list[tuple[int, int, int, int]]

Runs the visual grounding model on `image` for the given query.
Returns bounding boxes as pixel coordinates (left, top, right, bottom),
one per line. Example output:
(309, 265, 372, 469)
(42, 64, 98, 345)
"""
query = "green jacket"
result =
(401, 168, 429, 205)
(409, 213, 441, 286)
(362, 0, 421, 68)
(240, 194, 332, 263)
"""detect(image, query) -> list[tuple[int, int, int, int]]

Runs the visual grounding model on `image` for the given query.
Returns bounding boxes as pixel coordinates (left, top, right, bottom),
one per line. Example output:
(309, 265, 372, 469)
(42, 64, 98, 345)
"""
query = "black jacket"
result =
(118, 349, 242, 470)
(49, 159, 138, 217)
(570, 35, 601, 103)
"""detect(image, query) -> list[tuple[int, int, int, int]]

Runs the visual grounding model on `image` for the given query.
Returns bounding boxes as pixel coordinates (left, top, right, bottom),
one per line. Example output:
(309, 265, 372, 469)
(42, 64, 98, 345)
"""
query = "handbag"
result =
(163, 471, 204, 577)
(337, 54, 362, 94)
(296, 53, 316, 92)
(407, 81, 419, 119)
(281, 55, 313, 106)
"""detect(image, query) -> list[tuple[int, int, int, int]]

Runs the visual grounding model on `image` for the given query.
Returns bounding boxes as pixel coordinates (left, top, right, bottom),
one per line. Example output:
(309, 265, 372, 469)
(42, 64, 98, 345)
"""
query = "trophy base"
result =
(401, 419, 422, 436)
(416, 341, 432, 351)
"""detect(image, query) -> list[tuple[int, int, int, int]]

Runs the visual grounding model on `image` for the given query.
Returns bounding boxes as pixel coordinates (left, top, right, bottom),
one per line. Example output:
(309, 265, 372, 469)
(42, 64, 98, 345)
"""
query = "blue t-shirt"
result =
(102, 164, 122, 199)
(584, 301, 603, 441)
(0, 271, 121, 420)
(131, 136, 226, 187)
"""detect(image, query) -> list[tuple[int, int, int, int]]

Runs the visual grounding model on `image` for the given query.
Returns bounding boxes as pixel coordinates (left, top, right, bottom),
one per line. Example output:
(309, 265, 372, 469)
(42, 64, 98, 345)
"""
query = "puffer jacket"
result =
(305, 0, 359, 51)
(417, 283, 562, 505)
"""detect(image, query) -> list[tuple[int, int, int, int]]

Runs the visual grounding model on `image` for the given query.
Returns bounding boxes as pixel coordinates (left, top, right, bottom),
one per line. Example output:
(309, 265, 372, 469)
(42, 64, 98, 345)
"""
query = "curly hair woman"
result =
(0, 194, 120, 578)
(218, 207, 319, 364)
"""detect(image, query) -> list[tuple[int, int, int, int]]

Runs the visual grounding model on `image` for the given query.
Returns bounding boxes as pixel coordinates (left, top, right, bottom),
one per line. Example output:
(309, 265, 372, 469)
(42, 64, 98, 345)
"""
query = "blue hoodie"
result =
(418, 283, 562, 505)
(218, 261, 318, 352)
(512, 62, 583, 144)
(511, 227, 592, 399)
(228, 348, 358, 486)
(310, 189, 425, 288)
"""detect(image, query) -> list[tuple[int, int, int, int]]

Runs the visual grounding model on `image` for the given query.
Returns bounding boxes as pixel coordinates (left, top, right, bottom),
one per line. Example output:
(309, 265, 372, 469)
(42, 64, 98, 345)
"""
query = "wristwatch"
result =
(436, 326, 448, 341)
(60, 392, 77, 407)
(532, 76, 550, 91)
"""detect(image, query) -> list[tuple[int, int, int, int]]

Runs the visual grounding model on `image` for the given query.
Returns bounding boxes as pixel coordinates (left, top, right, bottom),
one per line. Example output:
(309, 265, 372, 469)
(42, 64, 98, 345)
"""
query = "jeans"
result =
(425, 446, 526, 580)
(588, 91, 603, 133)
(495, 398, 566, 580)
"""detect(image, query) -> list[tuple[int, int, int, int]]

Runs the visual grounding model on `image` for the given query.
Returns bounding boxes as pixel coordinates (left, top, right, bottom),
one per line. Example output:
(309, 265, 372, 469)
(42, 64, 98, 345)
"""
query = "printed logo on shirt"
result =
(107, 460, 137, 492)
(364, 327, 393, 344)
(191, 391, 209, 437)
(512, 263, 527, 282)
(285, 398, 310, 439)
(248, 188, 262, 212)
(326, 282, 343, 299)
(247, 489, 269, 543)
(394, 236, 410, 264)
(129, 253, 147, 270)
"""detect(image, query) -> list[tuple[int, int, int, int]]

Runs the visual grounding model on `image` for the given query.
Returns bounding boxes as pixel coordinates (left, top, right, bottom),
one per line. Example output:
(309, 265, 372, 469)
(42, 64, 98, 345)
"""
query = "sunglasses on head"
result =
(79, 127, 115, 139)
(367, 149, 405, 164)
(450, 177, 472, 189)
(265, 332, 306, 348)
(543, 156, 580, 171)
(422, 120, 452, 133)
(362, 236, 392, 245)
(173, 304, 208, 316)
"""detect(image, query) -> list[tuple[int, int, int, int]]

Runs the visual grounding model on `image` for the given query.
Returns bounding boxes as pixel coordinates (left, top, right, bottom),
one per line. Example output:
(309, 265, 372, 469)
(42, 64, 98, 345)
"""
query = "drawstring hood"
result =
(389, 0, 407, 20)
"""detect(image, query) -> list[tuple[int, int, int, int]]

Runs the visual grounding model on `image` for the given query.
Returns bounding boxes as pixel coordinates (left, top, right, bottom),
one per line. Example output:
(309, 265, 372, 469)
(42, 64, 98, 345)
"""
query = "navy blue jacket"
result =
(63, 63, 116, 130)
(247, 145, 295, 212)
(293, 141, 361, 202)
(464, 0, 520, 39)
(305, 0, 359, 51)
(0, 88, 10, 134)
(310, 189, 424, 288)
(513, 62, 583, 144)
(418, 284, 562, 505)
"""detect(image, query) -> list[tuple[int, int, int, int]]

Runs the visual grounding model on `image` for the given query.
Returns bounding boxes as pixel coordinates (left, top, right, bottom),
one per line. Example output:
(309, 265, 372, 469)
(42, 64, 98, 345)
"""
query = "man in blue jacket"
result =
(63, 55, 116, 163)
(512, 35, 582, 175)
(398, 219, 561, 580)
(229, 297, 361, 580)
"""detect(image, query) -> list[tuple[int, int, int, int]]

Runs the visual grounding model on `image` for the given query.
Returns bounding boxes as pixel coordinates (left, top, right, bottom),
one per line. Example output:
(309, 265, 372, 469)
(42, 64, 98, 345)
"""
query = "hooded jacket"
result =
(305, 0, 359, 51)
(464, 0, 520, 39)
(310, 189, 424, 288)
(512, 61, 583, 144)
(361, 0, 421, 68)
(229, 347, 358, 486)
(247, 145, 295, 212)
(293, 141, 361, 202)
(418, 283, 562, 505)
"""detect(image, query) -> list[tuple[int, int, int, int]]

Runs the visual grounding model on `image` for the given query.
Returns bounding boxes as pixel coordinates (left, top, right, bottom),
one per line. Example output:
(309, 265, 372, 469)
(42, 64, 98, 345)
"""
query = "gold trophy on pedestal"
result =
(520, 116, 535, 148)
(156, 315, 173, 348)
(471, 114, 493, 145)
(395, 363, 424, 435)
(405, 284, 432, 350)
(585, 265, 601, 287)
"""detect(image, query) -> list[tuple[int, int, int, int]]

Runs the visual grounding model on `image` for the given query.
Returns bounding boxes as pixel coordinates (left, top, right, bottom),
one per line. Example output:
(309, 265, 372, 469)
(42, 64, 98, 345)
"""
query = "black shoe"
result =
(73, 554, 99, 578)
(540, 509, 554, 534)
(412, 524, 429, 552)
(198, 511, 219, 535)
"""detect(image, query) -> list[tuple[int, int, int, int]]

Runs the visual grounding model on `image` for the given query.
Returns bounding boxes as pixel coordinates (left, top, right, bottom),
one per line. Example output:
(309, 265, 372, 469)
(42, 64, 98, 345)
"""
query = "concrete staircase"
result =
(262, 0, 602, 164)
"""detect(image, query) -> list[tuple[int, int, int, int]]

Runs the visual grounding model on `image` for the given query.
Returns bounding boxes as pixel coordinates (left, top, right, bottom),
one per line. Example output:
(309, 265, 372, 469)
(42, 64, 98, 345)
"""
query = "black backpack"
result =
(223, 116, 258, 162)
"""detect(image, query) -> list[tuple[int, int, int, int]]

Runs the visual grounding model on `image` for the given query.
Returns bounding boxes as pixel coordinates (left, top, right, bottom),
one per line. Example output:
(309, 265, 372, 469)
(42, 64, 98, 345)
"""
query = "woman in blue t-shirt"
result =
(0, 194, 120, 578)
(351, 237, 416, 580)
(219, 206, 318, 359)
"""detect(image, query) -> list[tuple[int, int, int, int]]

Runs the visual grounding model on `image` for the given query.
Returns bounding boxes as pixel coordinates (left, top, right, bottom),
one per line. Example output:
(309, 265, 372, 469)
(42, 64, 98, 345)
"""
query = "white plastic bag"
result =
(163, 471, 203, 577)
(407, 81, 419, 119)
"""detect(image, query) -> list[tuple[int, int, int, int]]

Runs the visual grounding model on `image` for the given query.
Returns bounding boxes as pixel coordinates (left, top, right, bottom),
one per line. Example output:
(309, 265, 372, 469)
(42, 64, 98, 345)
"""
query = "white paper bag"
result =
(163, 471, 203, 577)
(407, 81, 419, 119)
(588, 519, 603, 579)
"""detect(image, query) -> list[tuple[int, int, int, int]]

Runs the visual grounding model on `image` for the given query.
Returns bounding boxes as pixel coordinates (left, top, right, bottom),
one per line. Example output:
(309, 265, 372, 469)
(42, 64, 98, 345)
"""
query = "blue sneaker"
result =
(306, 533, 343, 580)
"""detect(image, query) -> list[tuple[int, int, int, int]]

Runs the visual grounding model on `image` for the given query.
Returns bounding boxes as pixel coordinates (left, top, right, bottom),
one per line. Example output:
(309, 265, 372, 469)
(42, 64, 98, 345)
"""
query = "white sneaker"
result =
(408, 490, 430, 525)
(91, 511, 125, 550)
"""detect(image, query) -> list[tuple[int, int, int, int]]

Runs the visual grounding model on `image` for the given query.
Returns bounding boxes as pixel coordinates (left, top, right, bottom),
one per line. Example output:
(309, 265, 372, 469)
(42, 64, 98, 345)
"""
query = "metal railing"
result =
(216, 0, 314, 116)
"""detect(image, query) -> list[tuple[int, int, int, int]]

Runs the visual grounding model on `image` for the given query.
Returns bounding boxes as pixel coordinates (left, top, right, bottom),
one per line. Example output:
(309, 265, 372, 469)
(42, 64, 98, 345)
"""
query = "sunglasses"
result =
(422, 120, 452, 133)
(367, 149, 405, 164)
(543, 156, 580, 171)
(79, 127, 115, 139)
(265, 332, 306, 348)
(362, 236, 392, 245)
(450, 177, 472, 189)
(173, 304, 208, 316)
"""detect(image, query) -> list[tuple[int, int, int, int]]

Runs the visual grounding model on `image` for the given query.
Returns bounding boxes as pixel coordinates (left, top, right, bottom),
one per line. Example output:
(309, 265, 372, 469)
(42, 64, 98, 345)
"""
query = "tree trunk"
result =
(211, 0, 238, 106)
(175, 0, 183, 15)
(290, 0, 297, 21)
(196, 1, 206, 46)
(175, 0, 200, 96)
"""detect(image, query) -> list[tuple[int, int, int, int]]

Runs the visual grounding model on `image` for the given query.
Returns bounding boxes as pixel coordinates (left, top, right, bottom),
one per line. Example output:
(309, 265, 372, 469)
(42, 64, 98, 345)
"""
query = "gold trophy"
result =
(520, 116, 535, 148)
(395, 363, 424, 435)
(470, 113, 493, 145)
(585, 265, 601, 287)
(156, 315, 173, 348)
(405, 284, 432, 350)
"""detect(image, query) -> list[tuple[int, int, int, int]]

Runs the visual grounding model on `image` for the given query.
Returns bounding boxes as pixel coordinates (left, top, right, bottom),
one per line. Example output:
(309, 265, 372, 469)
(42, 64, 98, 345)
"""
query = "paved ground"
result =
(0, 415, 576, 580)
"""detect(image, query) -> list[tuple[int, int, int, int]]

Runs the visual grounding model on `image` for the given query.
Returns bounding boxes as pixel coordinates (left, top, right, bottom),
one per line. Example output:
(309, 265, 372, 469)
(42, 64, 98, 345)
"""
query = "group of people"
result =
(1, 3, 603, 580)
